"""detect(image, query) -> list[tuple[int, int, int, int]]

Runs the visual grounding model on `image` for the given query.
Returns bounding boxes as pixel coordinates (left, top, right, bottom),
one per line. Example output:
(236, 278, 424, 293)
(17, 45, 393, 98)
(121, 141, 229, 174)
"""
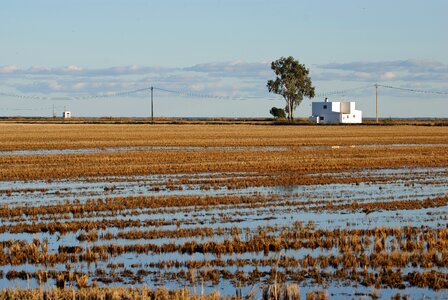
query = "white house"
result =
(62, 111, 71, 119)
(310, 98, 362, 124)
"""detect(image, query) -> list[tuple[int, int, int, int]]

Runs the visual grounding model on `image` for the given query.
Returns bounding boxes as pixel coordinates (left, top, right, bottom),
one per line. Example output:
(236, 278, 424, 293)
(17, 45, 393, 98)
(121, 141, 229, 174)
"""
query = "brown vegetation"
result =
(0, 124, 446, 297)
(0, 286, 222, 300)
(0, 125, 446, 186)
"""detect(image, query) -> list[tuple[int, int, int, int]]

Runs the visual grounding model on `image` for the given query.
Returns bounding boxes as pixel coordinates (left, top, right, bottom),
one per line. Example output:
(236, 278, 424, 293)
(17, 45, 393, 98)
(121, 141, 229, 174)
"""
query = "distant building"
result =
(62, 111, 71, 119)
(310, 98, 362, 124)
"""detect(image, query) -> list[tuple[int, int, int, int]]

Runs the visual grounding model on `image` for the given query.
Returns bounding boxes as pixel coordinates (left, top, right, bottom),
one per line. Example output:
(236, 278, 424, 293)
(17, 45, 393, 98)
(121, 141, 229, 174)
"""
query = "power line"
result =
(76, 87, 152, 99)
(0, 87, 152, 101)
(315, 85, 372, 97)
(156, 86, 373, 101)
(2, 84, 446, 119)
(0, 91, 72, 101)
(1, 105, 65, 111)
(1, 84, 447, 103)
(153, 87, 281, 101)
(377, 84, 448, 95)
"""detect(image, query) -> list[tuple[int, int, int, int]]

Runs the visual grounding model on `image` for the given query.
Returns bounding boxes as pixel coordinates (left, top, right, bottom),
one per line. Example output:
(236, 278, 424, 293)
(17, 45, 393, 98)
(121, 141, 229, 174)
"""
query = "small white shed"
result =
(310, 98, 362, 124)
(62, 111, 71, 119)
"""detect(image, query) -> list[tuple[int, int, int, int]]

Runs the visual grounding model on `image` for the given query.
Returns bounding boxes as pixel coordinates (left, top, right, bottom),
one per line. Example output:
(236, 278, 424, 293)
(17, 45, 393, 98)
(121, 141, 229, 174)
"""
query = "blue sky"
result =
(1, 0, 447, 118)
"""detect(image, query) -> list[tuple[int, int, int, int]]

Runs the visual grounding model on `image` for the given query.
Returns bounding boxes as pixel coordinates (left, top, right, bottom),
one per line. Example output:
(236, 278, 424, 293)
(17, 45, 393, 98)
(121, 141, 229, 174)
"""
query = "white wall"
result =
(331, 102, 341, 113)
(311, 101, 362, 124)
(340, 110, 362, 123)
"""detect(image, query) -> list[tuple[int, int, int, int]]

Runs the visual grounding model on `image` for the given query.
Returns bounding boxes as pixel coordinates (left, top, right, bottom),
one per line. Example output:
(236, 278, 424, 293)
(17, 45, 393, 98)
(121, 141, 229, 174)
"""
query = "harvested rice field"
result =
(0, 123, 447, 299)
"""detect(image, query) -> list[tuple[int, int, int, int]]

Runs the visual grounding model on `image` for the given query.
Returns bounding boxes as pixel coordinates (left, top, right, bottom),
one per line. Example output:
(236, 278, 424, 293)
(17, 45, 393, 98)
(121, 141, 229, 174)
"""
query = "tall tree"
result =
(267, 56, 315, 121)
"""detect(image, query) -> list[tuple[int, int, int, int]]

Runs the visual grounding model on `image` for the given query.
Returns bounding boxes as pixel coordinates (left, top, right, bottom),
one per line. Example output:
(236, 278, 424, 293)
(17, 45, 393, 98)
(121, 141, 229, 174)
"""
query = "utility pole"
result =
(150, 86, 154, 123)
(375, 84, 379, 124)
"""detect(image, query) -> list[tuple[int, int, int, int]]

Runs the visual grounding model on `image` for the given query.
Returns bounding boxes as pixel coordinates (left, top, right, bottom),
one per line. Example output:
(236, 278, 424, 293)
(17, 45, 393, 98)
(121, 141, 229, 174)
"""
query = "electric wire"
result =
(0, 106, 64, 111)
(377, 84, 448, 95)
(315, 85, 372, 97)
(153, 87, 281, 101)
(0, 83, 446, 108)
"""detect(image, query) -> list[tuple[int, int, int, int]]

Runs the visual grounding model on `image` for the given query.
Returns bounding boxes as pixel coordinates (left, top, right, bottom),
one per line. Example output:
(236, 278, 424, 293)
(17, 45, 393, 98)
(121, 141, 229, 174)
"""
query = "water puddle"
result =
(0, 143, 446, 156)
(0, 166, 447, 296)
(0, 146, 289, 156)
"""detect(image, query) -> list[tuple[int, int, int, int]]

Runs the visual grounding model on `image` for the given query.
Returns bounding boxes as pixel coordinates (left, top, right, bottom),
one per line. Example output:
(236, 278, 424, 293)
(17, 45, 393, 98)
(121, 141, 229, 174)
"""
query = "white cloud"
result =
(0, 65, 19, 74)
(2, 60, 447, 100)
(316, 59, 448, 82)
(72, 82, 86, 90)
(65, 65, 84, 72)
(47, 80, 63, 91)
(190, 83, 206, 91)
(380, 72, 396, 80)
(28, 66, 51, 73)
(0, 64, 176, 77)
(313, 59, 448, 83)
(354, 72, 373, 80)
(184, 61, 271, 78)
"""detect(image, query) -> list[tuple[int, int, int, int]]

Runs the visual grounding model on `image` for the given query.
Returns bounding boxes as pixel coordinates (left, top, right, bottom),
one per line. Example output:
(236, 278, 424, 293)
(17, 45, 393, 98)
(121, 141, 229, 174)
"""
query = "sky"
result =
(0, 0, 447, 118)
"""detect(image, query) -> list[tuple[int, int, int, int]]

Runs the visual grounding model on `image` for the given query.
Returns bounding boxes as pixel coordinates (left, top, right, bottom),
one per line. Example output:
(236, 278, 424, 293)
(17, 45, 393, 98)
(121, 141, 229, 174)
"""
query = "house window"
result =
(320, 116, 324, 121)
(323, 105, 327, 109)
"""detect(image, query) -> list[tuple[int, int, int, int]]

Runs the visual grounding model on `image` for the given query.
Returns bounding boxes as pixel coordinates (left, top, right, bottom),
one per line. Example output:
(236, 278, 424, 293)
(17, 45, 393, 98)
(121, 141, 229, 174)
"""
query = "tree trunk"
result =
(287, 98, 293, 121)
(290, 100, 294, 120)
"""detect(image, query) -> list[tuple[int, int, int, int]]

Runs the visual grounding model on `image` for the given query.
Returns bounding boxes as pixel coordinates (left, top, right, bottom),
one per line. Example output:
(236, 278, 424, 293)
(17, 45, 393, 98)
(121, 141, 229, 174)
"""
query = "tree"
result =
(269, 107, 286, 119)
(267, 56, 315, 121)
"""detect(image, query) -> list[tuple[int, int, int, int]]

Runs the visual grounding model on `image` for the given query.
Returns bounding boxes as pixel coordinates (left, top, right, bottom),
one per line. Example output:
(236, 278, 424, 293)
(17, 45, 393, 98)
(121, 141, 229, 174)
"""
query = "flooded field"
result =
(0, 124, 447, 299)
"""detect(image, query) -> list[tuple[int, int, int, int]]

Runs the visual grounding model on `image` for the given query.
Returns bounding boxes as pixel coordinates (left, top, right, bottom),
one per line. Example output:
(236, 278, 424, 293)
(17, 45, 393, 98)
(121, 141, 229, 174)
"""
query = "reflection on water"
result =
(0, 146, 289, 156)
(0, 143, 446, 156)
(0, 167, 447, 297)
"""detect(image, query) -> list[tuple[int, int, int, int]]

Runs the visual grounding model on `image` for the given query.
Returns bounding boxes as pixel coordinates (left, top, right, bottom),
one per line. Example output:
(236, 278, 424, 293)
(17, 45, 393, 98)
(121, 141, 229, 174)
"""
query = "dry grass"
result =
(0, 124, 446, 181)
(0, 124, 447, 296)
(0, 123, 446, 150)
(2, 225, 447, 288)
(0, 286, 222, 300)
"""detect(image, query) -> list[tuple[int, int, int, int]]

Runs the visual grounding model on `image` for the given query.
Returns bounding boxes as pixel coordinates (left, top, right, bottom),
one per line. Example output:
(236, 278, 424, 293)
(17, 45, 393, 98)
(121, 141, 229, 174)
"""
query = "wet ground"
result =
(0, 165, 447, 299)
(1, 143, 446, 156)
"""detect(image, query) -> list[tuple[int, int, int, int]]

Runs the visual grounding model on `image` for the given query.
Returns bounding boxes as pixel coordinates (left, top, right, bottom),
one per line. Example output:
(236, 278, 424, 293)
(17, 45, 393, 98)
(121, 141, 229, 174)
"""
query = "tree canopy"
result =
(267, 56, 315, 121)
